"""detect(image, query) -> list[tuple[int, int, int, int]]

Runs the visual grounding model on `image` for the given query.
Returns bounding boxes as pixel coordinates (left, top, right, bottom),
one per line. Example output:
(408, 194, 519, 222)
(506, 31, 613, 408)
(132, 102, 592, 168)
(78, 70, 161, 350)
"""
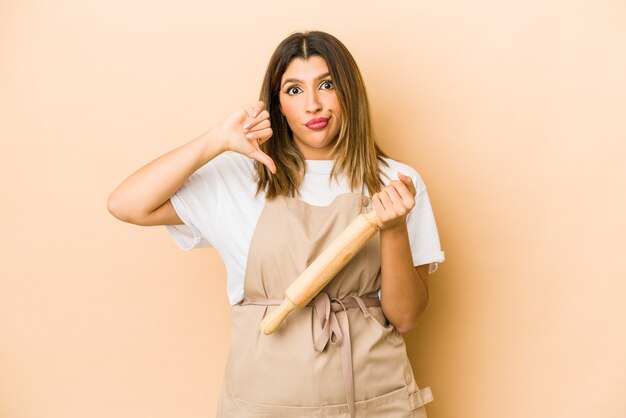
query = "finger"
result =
(378, 188, 396, 215)
(242, 102, 265, 128)
(243, 109, 270, 131)
(245, 127, 273, 144)
(243, 101, 265, 119)
(249, 149, 276, 174)
(245, 116, 270, 133)
(243, 104, 256, 120)
(389, 180, 415, 209)
(385, 184, 407, 208)
(371, 193, 385, 225)
(382, 186, 409, 217)
(252, 101, 265, 117)
(397, 172, 417, 196)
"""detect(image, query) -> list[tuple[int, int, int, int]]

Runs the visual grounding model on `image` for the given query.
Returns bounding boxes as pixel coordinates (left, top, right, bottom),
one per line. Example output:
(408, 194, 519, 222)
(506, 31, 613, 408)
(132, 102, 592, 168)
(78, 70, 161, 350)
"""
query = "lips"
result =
(305, 117, 329, 130)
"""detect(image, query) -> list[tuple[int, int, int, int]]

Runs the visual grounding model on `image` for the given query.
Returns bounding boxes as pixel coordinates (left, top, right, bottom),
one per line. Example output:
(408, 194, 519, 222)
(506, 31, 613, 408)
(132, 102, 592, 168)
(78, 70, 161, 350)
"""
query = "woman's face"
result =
(279, 55, 342, 160)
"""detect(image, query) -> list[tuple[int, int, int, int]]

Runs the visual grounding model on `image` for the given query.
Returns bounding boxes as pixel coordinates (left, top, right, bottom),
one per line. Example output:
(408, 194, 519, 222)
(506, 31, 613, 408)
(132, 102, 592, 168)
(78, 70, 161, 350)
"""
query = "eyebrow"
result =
(281, 72, 331, 88)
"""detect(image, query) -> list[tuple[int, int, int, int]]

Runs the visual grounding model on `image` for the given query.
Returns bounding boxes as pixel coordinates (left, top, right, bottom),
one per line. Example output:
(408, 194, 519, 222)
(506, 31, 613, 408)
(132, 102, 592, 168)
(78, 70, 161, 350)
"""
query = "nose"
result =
(305, 91, 322, 113)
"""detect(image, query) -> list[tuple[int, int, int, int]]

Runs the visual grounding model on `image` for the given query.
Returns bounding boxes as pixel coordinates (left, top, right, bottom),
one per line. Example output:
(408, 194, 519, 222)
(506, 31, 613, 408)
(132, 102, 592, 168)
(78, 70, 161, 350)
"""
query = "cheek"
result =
(327, 95, 341, 117)
(279, 99, 299, 123)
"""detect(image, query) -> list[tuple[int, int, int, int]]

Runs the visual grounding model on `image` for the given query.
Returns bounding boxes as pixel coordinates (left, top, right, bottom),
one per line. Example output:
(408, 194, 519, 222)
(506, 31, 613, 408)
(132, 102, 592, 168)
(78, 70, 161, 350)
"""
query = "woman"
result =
(108, 30, 444, 417)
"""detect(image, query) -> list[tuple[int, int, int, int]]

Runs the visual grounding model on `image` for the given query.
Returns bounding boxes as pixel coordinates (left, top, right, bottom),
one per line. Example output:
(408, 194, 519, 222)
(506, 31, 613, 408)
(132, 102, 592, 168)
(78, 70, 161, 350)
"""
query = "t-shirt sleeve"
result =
(385, 162, 445, 274)
(165, 163, 217, 251)
(406, 187, 445, 273)
(380, 160, 445, 274)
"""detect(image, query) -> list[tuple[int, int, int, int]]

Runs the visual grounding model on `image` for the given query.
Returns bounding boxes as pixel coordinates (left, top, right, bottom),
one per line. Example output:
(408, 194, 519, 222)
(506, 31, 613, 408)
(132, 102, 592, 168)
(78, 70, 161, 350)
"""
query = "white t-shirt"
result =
(166, 152, 445, 305)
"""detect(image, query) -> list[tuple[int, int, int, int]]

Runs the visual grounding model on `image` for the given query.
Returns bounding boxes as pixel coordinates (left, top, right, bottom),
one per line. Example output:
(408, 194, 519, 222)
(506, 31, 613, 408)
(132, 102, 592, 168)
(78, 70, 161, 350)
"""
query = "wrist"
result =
(380, 221, 408, 236)
(199, 127, 229, 159)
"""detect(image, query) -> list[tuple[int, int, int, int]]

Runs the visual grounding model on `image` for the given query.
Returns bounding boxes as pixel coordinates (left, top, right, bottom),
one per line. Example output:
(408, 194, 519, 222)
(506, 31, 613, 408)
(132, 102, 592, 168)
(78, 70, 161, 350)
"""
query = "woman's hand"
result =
(375, 173, 427, 333)
(215, 101, 276, 173)
(372, 172, 417, 230)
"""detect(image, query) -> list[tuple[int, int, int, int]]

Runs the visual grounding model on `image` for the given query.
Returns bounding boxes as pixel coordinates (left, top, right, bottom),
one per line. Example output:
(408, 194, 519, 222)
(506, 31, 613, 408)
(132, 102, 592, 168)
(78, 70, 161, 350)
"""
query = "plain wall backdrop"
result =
(1, 1, 625, 417)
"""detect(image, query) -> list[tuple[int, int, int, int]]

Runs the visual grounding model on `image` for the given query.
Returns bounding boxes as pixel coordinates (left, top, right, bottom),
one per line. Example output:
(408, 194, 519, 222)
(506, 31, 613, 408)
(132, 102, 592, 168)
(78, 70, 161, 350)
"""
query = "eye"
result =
(285, 86, 302, 96)
(320, 80, 334, 90)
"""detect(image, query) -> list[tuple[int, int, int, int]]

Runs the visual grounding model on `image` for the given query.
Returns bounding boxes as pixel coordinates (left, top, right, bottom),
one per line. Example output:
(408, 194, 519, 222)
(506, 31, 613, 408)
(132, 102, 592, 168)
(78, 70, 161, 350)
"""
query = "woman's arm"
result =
(107, 101, 274, 226)
(373, 173, 429, 334)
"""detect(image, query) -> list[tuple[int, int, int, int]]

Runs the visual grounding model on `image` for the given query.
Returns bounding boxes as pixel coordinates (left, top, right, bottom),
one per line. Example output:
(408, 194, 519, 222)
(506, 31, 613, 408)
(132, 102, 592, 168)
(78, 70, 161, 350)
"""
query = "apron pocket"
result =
(366, 306, 404, 345)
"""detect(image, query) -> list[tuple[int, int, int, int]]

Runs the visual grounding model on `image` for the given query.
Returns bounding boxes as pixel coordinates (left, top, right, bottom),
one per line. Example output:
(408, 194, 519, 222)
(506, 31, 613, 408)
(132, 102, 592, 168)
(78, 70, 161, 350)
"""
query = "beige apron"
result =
(217, 192, 433, 417)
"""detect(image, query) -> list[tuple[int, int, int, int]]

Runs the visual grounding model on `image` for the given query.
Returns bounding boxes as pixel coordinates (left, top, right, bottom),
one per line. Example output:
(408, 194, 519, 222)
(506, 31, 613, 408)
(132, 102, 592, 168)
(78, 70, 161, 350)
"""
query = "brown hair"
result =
(256, 31, 389, 198)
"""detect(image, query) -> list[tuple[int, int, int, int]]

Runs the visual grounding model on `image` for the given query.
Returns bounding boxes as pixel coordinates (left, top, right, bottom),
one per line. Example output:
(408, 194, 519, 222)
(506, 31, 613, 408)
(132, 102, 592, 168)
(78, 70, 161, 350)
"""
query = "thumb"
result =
(249, 149, 276, 174)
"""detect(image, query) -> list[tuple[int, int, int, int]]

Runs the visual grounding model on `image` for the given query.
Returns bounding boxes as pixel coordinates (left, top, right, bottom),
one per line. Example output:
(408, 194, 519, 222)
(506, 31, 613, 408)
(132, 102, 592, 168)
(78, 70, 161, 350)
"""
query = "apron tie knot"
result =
(313, 292, 344, 350)
(311, 291, 381, 418)
(243, 292, 381, 418)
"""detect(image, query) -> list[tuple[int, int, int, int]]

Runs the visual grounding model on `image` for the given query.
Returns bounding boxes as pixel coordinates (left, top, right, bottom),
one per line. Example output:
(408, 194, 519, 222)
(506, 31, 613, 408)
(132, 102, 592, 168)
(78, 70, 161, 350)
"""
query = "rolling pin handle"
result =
(363, 210, 379, 228)
(259, 298, 297, 335)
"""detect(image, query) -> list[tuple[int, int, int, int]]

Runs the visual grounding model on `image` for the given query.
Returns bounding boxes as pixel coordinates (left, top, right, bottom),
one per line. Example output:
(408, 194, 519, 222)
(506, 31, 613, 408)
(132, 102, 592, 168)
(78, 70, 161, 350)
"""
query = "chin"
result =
(294, 131, 338, 154)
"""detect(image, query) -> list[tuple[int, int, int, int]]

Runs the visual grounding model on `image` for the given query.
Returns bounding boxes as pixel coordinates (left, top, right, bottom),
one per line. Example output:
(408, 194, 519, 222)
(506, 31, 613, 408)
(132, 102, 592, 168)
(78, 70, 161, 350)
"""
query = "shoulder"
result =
(181, 151, 258, 200)
(203, 151, 255, 175)
(379, 157, 427, 195)
(191, 151, 257, 188)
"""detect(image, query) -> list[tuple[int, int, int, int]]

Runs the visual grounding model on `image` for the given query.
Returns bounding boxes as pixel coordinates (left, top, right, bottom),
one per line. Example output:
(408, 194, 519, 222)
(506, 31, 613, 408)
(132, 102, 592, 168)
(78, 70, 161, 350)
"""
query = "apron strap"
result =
(241, 292, 382, 418)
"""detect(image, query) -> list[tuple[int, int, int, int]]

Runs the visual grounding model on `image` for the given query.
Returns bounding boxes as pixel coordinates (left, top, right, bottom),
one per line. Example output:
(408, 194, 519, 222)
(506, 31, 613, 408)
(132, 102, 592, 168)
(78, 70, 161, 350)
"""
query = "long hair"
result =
(256, 31, 389, 199)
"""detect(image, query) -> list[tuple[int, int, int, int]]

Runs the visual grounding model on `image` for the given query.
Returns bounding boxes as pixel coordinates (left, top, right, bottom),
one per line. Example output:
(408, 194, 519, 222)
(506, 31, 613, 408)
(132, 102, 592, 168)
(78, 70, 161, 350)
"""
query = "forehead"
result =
(281, 56, 330, 83)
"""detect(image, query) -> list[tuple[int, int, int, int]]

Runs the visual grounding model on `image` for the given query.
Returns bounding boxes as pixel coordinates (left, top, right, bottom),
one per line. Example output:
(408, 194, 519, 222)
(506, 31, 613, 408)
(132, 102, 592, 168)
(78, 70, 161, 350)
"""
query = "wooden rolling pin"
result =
(259, 210, 380, 335)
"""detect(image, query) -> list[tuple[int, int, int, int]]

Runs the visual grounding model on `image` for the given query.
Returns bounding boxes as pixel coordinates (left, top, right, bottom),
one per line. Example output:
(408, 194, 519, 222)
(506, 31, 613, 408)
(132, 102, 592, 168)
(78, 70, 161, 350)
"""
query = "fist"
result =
(217, 101, 276, 174)
(371, 172, 417, 230)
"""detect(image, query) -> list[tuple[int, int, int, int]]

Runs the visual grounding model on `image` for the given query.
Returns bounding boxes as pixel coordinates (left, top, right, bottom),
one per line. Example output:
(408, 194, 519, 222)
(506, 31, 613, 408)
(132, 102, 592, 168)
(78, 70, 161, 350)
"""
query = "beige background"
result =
(1, 1, 625, 417)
